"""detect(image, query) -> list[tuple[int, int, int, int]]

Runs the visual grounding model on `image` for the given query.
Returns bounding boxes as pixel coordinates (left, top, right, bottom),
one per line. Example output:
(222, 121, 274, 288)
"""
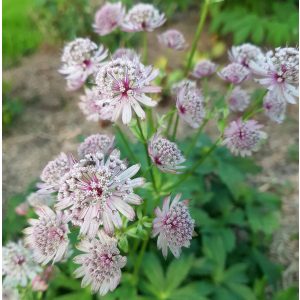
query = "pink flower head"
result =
(95, 57, 161, 124)
(218, 63, 250, 84)
(24, 206, 70, 265)
(229, 43, 263, 68)
(78, 134, 115, 158)
(250, 47, 299, 104)
(112, 48, 139, 61)
(148, 133, 185, 173)
(93, 2, 125, 36)
(192, 60, 217, 79)
(152, 194, 195, 258)
(176, 84, 205, 128)
(121, 4, 165, 32)
(32, 275, 48, 292)
(15, 202, 29, 216)
(223, 119, 267, 157)
(56, 150, 144, 237)
(171, 79, 196, 97)
(3, 241, 42, 288)
(73, 230, 126, 295)
(79, 87, 113, 122)
(59, 38, 108, 90)
(158, 29, 187, 51)
(263, 91, 286, 123)
(38, 152, 74, 193)
(227, 86, 250, 112)
(27, 192, 55, 208)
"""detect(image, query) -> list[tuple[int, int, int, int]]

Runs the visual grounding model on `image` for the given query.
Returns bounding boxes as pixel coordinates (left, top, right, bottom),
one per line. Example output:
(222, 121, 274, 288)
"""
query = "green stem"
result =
(142, 32, 148, 64)
(172, 114, 179, 140)
(133, 238, 149, 282)
(184, 0, 210, 76)
(136, 118, 158, 193)
(114, 125, 138, 163)
(243, 90, 267, 120)
(244, 107, 264, 121)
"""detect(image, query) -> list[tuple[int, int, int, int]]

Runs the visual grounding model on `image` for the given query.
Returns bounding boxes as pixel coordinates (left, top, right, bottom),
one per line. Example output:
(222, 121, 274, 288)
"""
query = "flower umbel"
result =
(218, 63, 250, 84)
(171, 79, 196, 97)
(148, 133, 185, 173)
(121, 4, 165, 32)
(158, 29, 187, 51)
(93, 2, 125, 36)
(152, 194, 195, 258)
(223, 119, 267, 157)
(95, 57, 161, 124)
(24, 206, 70, 265)
(73, 230, 126, 295)
(263, 91, 286, 123)
(192, 60, 217, 79)
(56, 150, 144, 237)
(227, 86, 250, 112)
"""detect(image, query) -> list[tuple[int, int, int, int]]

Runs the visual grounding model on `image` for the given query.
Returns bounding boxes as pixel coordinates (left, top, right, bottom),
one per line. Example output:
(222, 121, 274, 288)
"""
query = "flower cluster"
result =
(218, 63, 250, 84)
(158, 29, 187, 51)
(227, 86, 250, 112)
(192, 59, 217, 79)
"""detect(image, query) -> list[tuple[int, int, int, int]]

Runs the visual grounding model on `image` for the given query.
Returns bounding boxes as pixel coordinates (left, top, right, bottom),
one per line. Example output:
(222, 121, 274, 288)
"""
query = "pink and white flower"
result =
(121, 4, 165, 32)
(112, 48, 139, 61)
(218, 63, 250, 84)
(152, 194, 195, 258)
(27, 192, 55, 208)
(263, 91, 286, 123)
(223, 119, 267, 157)
(171, 79, 196, 97)
(15, 202, 29, 216)
(78, 134, 115, 158)
(59, 38, 107, 90)
(93, 2, 125, 36)
(227, 86, 250, 112)
(158, 29, 187, 51)
(56, 150, 144, 237)
(192, 60, 217, 79)
(176, 84, 205, 128)
(148, 133, 185, 173)
(3, 241, 42, 288)
(95, 57, 161, 124)
(250, 47, 299, 104)
(24, 206, 70, 265)
(73, 230, 126, 295)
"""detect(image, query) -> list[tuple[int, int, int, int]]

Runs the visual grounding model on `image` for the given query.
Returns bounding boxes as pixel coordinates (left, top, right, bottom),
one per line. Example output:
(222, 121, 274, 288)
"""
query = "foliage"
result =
(209, 0, 299, 46)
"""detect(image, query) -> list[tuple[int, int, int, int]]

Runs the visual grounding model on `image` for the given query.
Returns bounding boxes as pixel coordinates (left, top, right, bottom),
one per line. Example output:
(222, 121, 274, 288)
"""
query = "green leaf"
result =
(274, 286, 298, 300)
(226, 282, 256, 300)
(55, 293, 91, 300)
(223, 263, 248, 284)
(219, 228, 236, 253)
(169, 282, 213, 300)
(165, 255, 194, 292)
(118, 235, 129, 253)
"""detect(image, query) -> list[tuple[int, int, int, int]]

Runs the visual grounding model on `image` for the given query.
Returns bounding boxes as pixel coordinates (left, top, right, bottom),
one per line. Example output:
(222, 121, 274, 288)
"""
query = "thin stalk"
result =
(136, 118, 158, 193)
(142, 32, 148, 64)
(243, 90, 267, 120)
(133, 238, 149, 282)
(171, 114, 179, 140)
(184, 0, 210, 76)
(114, 125, 138, 163)
(244, 107, 264, 121)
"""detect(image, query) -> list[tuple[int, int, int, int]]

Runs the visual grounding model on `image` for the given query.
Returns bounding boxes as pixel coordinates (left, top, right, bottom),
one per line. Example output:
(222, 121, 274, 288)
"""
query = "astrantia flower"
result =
(15, 202, 29, 216)
(148, 133, 185, 173)
(223, 119, 267, 157)
(27, 192, 55, 208)
(32, 266, 54, 292)
(229, 43, 263, 68)
(2, 288, 19, 300)
(263, 91, 286, 123)
(192, 60, 217, 79)
(158, 29, 187, 51)
(56, 150, 144, 237)
(121, 4, 165, 32)
(218, 63, 250, 84)
(24, 206, 70, 265)
(79, 87, 113, 122)
(93, 2, 125, 36)
(152, 194, 195, 258)
(176, 84, 205, 128)
(38, 152, 74, 193)
(74, 231, 126, 295)
(59, 38, 108, 90)
(95, 57, 161, 124)
(3, 241, 42, 288)
(250, 47, 299, 104)
(171, 79, 196, 97)
(227, 86, 250, 112)
(78, 134, 115, 158)
(112, 48, 139, 61)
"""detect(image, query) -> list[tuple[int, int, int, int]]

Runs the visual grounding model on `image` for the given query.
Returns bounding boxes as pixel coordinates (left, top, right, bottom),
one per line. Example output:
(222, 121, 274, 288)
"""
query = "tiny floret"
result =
(176, 84, 205, 128)
(158, 29, 187, 51)
(93, 2, 125, 36)
(24, 206, 70, 265)
(73, 230, 126, 295)
(152, 194, 195, 258)
(121, 4, 165, 32)
(78, 134, 115, 158)
(3, 240, 42, 288)
(192, 60, 217, 79)
(227, 86, 250, 112)
(263, 91, 286, 123)
(223, 119, 267, 157)
(218, 63, 250, 84)
(148, 133, 185, 173)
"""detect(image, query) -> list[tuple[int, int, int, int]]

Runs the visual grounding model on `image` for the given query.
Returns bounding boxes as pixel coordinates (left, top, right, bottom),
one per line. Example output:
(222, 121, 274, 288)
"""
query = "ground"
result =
(3, 17, 298, 288)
